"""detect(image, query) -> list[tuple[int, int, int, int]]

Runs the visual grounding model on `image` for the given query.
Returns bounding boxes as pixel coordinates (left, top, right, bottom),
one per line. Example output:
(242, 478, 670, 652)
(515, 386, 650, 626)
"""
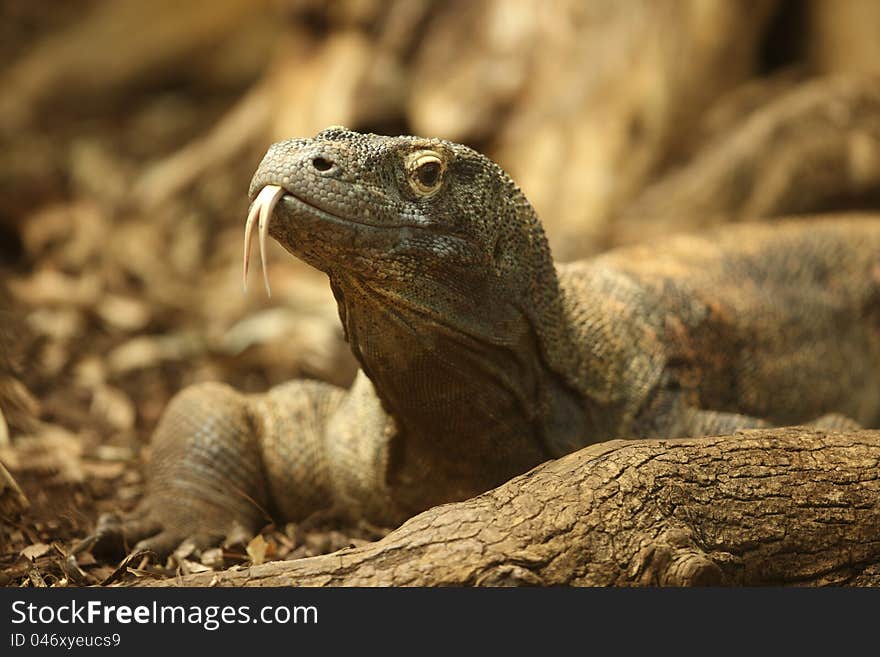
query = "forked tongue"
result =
(243, 184, 285, 297)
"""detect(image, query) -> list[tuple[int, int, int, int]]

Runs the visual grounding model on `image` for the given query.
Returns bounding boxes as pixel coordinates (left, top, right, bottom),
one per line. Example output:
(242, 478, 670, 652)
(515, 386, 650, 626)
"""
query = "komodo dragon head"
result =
(245, 127, 597, 486)
(246, 126, 549, 301)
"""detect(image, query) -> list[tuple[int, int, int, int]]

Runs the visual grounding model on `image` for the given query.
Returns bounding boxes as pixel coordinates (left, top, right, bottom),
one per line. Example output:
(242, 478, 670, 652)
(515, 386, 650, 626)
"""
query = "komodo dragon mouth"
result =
(244, 182, 393, 296)
(243, 182, 461, 299)
(243, 183, 285, 298)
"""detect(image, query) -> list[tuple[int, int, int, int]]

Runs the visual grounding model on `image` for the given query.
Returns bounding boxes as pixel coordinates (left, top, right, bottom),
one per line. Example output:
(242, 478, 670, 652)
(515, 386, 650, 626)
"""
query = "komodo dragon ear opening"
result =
(243, 184, 285, 298)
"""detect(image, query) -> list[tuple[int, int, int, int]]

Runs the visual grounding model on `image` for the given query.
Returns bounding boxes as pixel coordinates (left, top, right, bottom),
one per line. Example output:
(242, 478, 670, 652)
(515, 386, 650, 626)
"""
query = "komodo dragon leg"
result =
(92, 370, 396, 557)
(96, 379, 347, 556)
(672, 405, 862, 437)
(642, 391, 863, 438)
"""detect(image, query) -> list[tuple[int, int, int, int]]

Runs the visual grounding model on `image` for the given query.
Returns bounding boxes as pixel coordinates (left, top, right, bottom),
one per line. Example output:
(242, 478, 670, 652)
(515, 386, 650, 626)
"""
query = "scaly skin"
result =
(106, 127, 880, 555)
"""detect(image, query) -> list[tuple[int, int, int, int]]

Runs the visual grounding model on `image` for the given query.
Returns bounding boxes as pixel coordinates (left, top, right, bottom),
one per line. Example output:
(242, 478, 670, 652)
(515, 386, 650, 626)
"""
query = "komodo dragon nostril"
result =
(312, 156, 335, 172)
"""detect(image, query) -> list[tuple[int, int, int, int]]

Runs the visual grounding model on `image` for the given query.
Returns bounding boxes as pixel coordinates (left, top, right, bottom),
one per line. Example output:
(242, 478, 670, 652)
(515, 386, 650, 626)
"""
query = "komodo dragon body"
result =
(114, 127, 880, 554)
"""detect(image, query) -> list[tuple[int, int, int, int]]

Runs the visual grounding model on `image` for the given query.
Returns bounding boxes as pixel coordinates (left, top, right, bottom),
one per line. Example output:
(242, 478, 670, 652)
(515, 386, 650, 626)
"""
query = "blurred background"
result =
(1, 0, 879, 583)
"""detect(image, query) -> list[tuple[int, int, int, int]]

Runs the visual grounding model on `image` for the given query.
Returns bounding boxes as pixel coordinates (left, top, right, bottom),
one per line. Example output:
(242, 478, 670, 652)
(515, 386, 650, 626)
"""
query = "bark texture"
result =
(138, 427, 880, 587)
(612, 74, 880, 247)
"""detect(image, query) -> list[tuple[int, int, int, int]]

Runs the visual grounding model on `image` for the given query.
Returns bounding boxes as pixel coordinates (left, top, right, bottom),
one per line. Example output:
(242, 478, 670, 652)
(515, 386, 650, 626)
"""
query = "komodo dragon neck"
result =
(247, 127, 611, 504)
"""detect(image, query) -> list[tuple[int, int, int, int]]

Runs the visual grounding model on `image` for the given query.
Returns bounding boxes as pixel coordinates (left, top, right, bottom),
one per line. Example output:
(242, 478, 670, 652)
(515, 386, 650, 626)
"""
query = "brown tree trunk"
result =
(138, 427, 880, 587)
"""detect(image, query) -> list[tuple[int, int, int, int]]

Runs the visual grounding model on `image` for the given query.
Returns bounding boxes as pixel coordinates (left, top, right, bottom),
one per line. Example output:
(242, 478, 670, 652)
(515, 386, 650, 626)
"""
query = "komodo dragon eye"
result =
(406, 150, 445, 197)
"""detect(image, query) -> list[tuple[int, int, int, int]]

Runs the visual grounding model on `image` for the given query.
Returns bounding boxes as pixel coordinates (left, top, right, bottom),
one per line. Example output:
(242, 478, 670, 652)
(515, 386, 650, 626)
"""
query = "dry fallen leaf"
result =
(200, 547, 225, 569)
(25, 307, 84, 342)
(80, 460, 127, 480)
(246, 533, 267, 565)
(179, 559, 212, 575)
(10, 269, 102, 307)
(107, 333, 203, 374)
(28, 568, 47, 587)
(20, 542, 51, 560)
(90, 384, 136, 432)
(20, 201, 108, 266)
(0, 425, 85, 484)
(173, 540, 197, 562)
(96, 295, 152, 332)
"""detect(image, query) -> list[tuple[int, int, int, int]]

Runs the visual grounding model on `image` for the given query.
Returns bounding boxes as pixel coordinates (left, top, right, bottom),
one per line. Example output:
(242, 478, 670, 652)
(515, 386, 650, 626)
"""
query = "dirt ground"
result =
(0, 88, 386, 585)
(0, 0, 384, 587)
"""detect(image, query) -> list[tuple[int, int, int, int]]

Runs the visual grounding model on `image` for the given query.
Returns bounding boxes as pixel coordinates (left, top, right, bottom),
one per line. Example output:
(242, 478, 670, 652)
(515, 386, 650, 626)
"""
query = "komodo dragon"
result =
(104, 127, 880, 556)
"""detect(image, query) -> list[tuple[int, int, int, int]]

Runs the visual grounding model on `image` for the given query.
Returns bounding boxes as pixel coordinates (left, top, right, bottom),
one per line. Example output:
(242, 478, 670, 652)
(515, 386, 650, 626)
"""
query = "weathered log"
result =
(611, 75, 880, 248)
(0, 0, 279, 133)
(806, 0, 880, 76)
(137, 427, 880, 587)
